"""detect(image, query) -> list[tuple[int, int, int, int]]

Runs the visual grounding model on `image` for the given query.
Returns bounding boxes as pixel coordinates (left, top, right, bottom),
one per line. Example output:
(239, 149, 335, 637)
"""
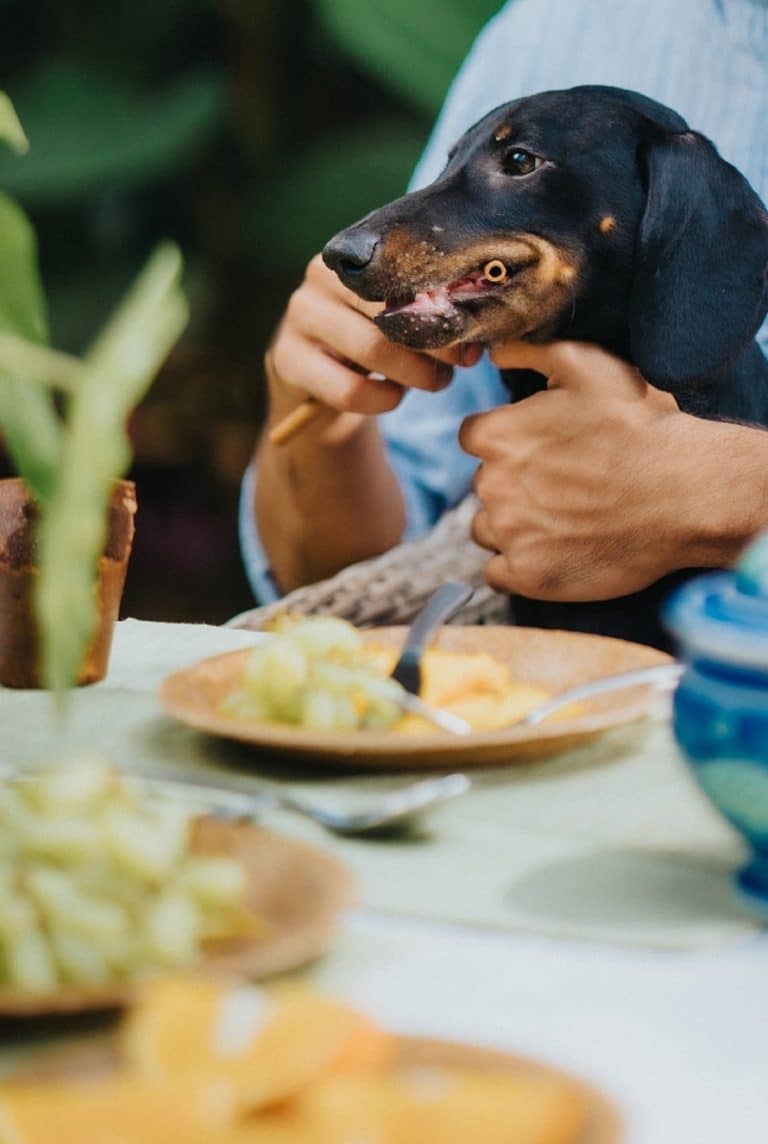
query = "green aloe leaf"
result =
(0, 190, 61, 503)
(36, 243, 188, 696)
(251, 123, 426, 264)
(313, 0, 501, 115)
(0, 192, 48, 344)
(0, 66, 222, 204)
(0, 93, 29, 154)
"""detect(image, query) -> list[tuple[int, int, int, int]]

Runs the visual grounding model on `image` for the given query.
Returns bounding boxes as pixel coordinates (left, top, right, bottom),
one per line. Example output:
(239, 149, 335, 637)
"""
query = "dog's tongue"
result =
(403, 285, 456, 317)
(390, 273, 489, 317)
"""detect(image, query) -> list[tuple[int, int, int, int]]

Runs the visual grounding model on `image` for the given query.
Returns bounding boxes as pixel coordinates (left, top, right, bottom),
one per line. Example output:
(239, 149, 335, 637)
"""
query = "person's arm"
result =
(252, 256, 463, 593)
(459, 340, 768, 601)
(247, 8, 519, 598)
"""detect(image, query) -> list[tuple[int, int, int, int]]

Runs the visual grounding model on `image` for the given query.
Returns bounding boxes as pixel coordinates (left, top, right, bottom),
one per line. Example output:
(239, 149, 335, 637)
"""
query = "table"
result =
(2, 619, 767, 1143)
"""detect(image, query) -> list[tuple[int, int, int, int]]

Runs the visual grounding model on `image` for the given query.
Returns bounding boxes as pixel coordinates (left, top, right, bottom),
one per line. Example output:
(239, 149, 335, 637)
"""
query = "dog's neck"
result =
(498, 271, 768, 420)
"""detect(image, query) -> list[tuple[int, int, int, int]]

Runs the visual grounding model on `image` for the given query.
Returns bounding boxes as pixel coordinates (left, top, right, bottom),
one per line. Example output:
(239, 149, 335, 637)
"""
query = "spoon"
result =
(516, 662, 684, 727)
(133, 770, 472, 838)
(2, 765, 472, 839)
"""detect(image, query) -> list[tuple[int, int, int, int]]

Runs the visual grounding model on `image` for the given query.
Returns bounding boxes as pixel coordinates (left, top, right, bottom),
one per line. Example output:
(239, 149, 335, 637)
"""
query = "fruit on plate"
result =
(221, 615, 560, 734)
(0, 1079, 230, 1144)
(0, 758, 250, 993)
(120, 975, 393, 1114)
(364, 643, 556, 733)
(221, 616, 406, 732)
(0, 977, 591, 1143)
(252, 1068, 589, 1144)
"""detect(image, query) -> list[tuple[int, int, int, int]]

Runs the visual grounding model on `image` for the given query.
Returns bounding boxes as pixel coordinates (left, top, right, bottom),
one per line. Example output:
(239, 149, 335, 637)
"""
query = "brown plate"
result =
(396, 1038, 622, 1143)
(14, 1032, 621, 1142)
(0, 818, 355, 1018)
(159, 625, 672, 768)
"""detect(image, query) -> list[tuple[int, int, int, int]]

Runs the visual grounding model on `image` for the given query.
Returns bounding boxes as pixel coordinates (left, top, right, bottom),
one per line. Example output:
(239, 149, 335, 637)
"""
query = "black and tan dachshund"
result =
(322, 85, 768, 649)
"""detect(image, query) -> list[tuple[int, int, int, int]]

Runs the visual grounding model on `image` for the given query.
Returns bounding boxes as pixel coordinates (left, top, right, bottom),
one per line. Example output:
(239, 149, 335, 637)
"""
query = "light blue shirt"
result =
(242, 0, 768, 602)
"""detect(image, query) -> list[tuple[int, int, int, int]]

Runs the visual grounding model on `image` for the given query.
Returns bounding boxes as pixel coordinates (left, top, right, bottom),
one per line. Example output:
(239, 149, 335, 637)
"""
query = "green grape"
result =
(23, 866, 78, 921)
(309, 660, 360, 696)
(49, 927, 113, 986)
(179, 856, 249, 908)
(0, 891, 37, 940)
(102, 805, 189, 883)
(283, 617, 362, 663)
(60, 898, 132, 947)
(332, 694, 360, 731)
(18, 816, 103, 862)
(0, 758, 251, 991)
(362, 697, 402, 730)
(302, 688, 341, 731)
(242, 644, 271, 692)
(5, 929, 58, 992)
(259, 640, 310, 721)
(22, 756, 114, 814)
(220, 687, 269, 722)
(143, 893, 201, 967)
(228, 618, 408, 733)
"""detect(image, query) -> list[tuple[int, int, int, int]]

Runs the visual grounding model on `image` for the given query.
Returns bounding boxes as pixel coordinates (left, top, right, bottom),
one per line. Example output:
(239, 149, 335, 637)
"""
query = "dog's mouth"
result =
(381, 263, 524, 322)
(374, 259, 534, 350)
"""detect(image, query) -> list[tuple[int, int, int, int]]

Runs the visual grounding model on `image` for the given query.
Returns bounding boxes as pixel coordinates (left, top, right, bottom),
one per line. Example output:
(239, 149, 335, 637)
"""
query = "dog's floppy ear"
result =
(629, 130, 768, 389)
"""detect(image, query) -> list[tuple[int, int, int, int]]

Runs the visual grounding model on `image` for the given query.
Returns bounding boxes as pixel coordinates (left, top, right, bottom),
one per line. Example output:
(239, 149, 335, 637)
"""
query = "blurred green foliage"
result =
(315, 0, 500, 115)
(0, 89, 188, 691)
(0, 0, 500, 351)
(0, 65, 222, 204)
(0, 0, 501, 620)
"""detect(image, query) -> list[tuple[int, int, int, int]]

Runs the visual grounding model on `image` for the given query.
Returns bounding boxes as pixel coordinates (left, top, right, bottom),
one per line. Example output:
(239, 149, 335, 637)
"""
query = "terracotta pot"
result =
(0, 478, 137, 689)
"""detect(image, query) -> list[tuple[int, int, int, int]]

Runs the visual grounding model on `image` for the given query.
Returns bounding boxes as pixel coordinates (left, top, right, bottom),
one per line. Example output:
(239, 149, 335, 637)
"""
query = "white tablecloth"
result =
(2, 618, 766, 1142)
(315, 911, 767, 1144)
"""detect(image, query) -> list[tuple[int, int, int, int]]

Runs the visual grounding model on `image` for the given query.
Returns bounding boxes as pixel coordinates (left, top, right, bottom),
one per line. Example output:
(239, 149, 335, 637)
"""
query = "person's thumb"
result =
(489, 339, 648, 400)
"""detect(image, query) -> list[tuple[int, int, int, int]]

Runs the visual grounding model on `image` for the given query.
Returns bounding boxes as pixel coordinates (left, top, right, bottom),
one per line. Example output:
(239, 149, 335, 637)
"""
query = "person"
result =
(242, 0, 768, 614)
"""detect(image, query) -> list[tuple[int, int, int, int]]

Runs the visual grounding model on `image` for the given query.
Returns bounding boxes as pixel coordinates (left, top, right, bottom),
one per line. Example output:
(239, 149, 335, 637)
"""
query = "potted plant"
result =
(0, 92, 187, 694)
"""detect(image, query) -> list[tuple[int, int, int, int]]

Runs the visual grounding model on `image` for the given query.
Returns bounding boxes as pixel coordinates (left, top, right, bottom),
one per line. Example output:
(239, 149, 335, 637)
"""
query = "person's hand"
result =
(458, 340, 698, 601)
(268, 255, 481, 417)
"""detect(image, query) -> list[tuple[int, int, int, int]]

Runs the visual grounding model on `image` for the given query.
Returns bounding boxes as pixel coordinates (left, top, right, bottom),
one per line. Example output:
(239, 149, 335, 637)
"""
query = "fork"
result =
(390, 581, 475, 695)
(388, 581, 475, 736)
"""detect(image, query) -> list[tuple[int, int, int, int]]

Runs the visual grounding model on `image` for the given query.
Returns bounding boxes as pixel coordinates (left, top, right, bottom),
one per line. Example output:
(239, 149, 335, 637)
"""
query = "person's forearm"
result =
(254, 370, 406, 593)
(673, 415, 768, 569)
(462, 339, 768, 603)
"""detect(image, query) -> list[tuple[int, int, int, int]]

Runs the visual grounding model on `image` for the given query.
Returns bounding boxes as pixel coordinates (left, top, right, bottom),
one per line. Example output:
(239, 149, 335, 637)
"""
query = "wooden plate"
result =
(395, 1038, 622, 1143)
(13, 1033, 621, 1142)
(159, 625, 672, 769)
(0, 818, 355, 1018)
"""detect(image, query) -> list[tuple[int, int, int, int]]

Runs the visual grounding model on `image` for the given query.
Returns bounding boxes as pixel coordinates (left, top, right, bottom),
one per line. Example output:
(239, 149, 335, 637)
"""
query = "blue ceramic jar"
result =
(664, 560, 768, 916)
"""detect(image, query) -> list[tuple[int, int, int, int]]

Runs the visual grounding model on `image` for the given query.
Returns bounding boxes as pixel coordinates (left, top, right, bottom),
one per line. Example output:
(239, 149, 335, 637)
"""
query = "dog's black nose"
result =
(322, 228, 379, 282)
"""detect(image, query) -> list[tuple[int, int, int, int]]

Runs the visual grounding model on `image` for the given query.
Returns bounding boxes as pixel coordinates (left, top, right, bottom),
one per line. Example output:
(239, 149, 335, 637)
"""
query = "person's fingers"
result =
(459, 411, 488, 459)
(289, 290, 453, 393)
(489, 339, 649, 399)
(470, 506, 499, 553)
(309, 256, 486, 376)
(431, 342, 484, 368)
(484, 553, 514, 593)
(458, 408, 519, 460)
(272, 333, 406, 415)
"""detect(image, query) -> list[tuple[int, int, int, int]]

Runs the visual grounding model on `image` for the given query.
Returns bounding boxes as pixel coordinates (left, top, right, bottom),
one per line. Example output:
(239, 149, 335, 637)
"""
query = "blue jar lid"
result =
(664, 569, 768, 669)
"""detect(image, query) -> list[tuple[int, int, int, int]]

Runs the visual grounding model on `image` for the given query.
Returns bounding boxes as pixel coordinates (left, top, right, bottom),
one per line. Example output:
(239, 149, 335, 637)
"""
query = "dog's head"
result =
(323, 86, 768, 389)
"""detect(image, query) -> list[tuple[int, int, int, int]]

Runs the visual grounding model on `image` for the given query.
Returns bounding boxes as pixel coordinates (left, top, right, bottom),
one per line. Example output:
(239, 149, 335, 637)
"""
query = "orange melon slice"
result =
(0, 1078, 232, 1144)
(240, 1068, 588, 1144)
(120, 976, 391, 1114)
(363, 646, 556, 732)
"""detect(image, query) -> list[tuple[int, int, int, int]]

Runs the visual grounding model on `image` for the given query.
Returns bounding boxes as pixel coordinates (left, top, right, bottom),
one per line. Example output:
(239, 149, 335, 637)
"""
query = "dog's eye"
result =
(502, 149, 542, 177)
